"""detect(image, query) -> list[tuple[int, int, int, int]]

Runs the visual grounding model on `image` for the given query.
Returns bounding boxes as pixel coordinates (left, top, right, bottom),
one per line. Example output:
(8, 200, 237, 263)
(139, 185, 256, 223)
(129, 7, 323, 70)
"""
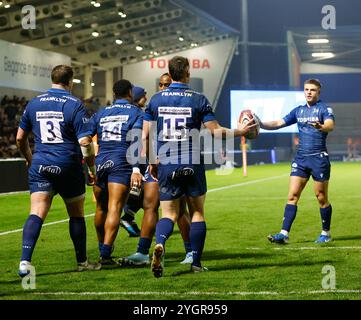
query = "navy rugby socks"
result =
(190, 221, 206, 267)
(100, 244, 113, 259)
(320, 204, 332, 232)
(21, 214, 43, 262)
(155, 218, 174, 247)
(69, 217, 87, 263)
(281, 204, 297, 232)
(137, 237, 152, 255)
(183, 241, 192, 254)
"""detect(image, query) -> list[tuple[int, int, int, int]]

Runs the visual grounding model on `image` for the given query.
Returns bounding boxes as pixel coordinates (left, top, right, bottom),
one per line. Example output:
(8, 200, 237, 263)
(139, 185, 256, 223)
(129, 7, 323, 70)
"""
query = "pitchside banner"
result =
(0, 39, 71, 92)
(123, 38, 238, 108)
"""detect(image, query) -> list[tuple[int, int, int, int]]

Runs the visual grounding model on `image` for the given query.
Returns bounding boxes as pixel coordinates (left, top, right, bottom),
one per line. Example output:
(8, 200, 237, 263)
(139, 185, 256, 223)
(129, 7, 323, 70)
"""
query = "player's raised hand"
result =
(253, 114, 264, 129)
(309, 121, 323, 130)
(237, 117, 258, 136)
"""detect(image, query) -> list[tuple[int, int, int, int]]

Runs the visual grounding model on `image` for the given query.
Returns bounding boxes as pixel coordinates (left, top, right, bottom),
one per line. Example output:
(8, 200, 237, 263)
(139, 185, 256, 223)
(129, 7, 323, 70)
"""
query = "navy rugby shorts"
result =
(157, 163, 207, 201)
(28, 162, 85, 199)
(290, 152, 331, 182)
(95, 154, 131, 189)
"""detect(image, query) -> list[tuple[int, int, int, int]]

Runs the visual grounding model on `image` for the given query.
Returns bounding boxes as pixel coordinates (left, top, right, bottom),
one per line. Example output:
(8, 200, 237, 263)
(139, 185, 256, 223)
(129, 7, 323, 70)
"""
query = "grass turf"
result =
(0, 162, 360, 300)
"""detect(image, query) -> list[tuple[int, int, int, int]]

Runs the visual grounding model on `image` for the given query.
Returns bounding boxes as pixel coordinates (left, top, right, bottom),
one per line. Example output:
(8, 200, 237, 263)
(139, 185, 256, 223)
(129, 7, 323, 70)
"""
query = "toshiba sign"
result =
(149, 58, 211, 70)
(123, 38, 237, 109)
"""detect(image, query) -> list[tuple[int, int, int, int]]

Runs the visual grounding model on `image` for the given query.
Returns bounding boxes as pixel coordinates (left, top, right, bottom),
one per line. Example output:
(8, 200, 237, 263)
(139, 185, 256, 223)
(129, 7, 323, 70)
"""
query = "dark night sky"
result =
(185, 0, 361, 125)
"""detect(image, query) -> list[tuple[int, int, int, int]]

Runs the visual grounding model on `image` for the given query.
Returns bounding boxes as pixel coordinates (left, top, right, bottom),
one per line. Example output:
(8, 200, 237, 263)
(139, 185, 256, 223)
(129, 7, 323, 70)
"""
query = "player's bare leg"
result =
(100, 182, 128, 266)
(65, 195, 101, 271)
(29, 192, 53, 220)
(141, 182, 160, 239)
(151, 198, 180, 278)
(268, 176, 308, 244)
(93, 184, 108, 252)
(19, 192, 53, 277)
(119, 182, 159, 266)
(178, 197, 192, 264)
(186, 194, 208, 272)
(314, 180, 332, 243)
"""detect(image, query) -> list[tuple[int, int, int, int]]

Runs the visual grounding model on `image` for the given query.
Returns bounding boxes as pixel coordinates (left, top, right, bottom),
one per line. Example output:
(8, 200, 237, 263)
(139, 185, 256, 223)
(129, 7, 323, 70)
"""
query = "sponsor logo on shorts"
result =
(292, 162, 298, 168)
(38, 165, 61, 175)
(97, 160, 114, 172)
(37, 182, 51, 188)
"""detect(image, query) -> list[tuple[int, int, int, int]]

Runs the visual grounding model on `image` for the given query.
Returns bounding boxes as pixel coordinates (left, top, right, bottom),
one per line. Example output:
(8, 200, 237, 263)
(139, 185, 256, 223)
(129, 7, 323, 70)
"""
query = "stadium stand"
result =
(0, 95, 29, 158)
(0, 94, 105, 159)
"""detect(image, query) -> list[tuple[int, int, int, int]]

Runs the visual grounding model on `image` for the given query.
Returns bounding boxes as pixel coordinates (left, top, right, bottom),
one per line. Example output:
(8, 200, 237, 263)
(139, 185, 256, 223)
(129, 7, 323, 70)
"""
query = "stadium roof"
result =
(0, 0, 239, 72)
(289, 25, 361, 69)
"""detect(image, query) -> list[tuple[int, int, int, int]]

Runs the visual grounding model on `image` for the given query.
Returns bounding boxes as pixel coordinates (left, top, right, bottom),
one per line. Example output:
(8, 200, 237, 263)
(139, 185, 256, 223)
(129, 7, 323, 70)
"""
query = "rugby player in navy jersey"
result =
(90, 79, 143, 266)
(16, 65, 101, 277)
(144, 56, 256, 277)
(120, 79, 193, 266)
(119, 86, 148, 237)
(258, 79, 335, 244)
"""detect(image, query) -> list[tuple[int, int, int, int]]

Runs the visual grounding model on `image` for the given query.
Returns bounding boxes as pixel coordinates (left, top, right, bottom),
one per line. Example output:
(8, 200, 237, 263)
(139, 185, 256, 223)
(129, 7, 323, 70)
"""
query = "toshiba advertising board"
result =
(123, 38, 237, 108)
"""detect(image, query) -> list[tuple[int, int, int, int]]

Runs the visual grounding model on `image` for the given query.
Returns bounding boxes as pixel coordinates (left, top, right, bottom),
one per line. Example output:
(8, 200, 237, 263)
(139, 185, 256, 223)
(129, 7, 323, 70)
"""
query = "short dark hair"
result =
(113, 79, 133, 99)
(168, 56, 189, 81)
(304, 78, 322, 89)
(51, 65, 74, 86)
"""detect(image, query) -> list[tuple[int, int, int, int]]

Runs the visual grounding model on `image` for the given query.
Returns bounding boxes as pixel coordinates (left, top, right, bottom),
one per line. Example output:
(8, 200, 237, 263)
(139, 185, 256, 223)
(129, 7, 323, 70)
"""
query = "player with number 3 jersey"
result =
(16, 65, 101, 277)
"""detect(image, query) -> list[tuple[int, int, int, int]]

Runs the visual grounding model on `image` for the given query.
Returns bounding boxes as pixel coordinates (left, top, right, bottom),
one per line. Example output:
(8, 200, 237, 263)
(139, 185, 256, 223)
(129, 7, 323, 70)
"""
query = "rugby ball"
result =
(239, 109, 260, 140)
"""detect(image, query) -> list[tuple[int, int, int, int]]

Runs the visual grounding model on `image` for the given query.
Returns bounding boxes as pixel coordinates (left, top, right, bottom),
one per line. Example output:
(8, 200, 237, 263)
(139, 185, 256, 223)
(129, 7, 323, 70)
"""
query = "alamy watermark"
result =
(125, 124, 237, 171)
(21, 265, 36, 290)
(21, 5, 36, 30)
(322, 5, 336, 30)
(321, 265, 336, 290)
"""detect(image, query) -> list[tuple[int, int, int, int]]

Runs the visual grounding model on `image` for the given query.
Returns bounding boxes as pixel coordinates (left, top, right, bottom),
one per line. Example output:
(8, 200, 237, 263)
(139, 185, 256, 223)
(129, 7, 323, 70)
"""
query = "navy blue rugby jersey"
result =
(144, 83, 216, 164)
(89, 99, 143, 164)
(283, 100, 335, 155)
(19, 88, 91, 165)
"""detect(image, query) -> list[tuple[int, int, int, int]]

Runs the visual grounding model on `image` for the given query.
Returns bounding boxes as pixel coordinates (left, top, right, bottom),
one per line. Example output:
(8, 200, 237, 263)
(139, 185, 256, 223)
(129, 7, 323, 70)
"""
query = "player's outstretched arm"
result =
(259, 119, 286, 130)
(16, 127, 32, 167)
(203, 119, 257, 138)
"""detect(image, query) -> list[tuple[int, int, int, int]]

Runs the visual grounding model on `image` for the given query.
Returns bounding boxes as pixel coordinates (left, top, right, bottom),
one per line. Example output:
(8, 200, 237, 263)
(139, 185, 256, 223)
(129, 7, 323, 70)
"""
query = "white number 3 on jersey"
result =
(36, 111, 64, 144)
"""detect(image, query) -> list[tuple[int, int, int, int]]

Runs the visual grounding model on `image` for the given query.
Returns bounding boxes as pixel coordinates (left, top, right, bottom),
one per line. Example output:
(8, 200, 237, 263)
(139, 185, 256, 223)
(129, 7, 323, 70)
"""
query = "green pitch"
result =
(1, 162, 360, 300)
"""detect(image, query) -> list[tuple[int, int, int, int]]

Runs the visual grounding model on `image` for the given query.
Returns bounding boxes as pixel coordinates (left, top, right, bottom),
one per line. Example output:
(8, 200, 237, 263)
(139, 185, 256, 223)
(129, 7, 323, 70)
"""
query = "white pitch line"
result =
(0, 213, 95, 236)
(0, 174, 287, 237)
(246, 246, 361, 251)
(30, 289, 361, 297)
(0, 190, 28, 196)
(207, 174, 288, 193)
